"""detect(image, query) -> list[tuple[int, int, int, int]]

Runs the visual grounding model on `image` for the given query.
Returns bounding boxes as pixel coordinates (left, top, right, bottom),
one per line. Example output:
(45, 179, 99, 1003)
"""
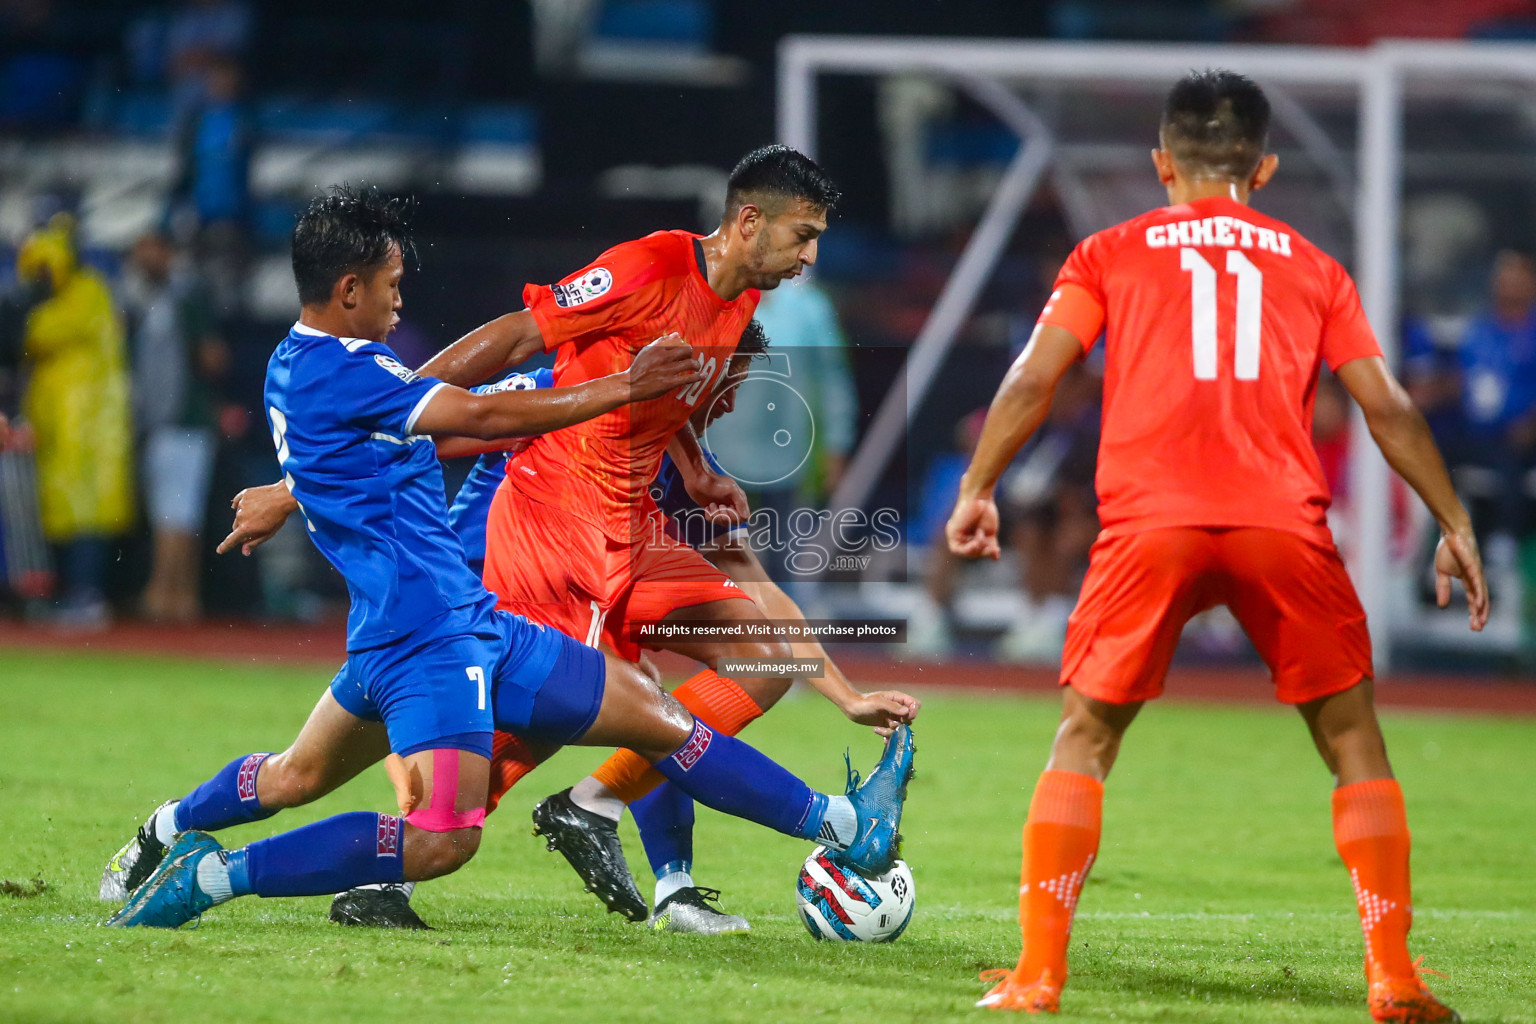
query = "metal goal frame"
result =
(779, 37, 1536, 667)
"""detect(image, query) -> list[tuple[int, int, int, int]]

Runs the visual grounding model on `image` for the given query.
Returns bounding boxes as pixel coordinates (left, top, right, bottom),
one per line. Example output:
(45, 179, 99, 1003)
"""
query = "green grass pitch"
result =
(1, 648, 1533, 1023)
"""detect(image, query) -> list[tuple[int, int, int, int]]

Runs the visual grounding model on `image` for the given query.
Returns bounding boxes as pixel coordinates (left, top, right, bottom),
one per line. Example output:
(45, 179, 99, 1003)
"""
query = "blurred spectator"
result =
(122, 231, 227, 622)
(126, 0, 251, 115)
(1400, 315, 1462, 442)
(1312, 371, 1415, 578)
(174, 58, 250, 229)
(732, 280, 858, 580)
(748, 280, 858, 497)
(0, 0, 81, 129)
(909, 408, 986, 656)
(1450, 249, 1536, 551)
(14, 214, 134, 627)
(169, 55, 251, 319)
(166, 0, 250, 79)
(994, 362, 1100, 662)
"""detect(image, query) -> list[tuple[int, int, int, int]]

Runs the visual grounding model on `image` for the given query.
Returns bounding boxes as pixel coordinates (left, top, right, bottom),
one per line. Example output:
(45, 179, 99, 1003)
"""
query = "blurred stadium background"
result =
(2, 0, 1536, 694)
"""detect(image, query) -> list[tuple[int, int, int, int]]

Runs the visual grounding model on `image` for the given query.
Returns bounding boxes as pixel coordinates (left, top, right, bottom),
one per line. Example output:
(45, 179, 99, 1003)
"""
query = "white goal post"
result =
(778, 37, 1536, 670)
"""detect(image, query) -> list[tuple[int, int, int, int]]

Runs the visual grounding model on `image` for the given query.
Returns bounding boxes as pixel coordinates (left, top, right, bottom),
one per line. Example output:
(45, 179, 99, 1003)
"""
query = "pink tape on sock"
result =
(404, 748, 487, 832)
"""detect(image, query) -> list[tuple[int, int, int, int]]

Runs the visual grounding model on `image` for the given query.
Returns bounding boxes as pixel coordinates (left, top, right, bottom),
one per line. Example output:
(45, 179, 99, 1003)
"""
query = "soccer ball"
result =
(795, 846, 915, 942)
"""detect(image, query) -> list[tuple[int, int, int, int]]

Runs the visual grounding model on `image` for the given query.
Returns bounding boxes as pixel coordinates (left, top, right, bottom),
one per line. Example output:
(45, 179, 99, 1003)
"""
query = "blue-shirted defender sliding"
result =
(326, 323, 915, 935)
(103, 186, 913, 930)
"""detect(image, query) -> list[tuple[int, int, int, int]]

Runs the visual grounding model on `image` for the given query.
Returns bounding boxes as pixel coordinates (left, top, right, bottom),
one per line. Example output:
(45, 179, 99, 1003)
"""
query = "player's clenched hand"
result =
(217, 481, 299, 556)
(686, 469, 748, 526)
(946, 495, 1001, 559)
(628, 332, 702, 400)
(1435, 527, 1489, 632)
(840, 690, 921, 737)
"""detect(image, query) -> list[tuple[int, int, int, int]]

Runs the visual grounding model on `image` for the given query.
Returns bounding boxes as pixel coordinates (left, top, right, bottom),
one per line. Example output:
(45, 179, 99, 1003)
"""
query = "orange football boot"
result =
(976, 968, 1062, 1013)
(1368, 958, 1460, 1024)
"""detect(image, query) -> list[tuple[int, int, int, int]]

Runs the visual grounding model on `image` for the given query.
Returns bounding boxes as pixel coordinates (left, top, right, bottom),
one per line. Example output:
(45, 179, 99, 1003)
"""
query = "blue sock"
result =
(173, 753, 277, 833)
(651, 720, 826, 841)
(226, 812, 406, 898)
(631, 783, 695, 879)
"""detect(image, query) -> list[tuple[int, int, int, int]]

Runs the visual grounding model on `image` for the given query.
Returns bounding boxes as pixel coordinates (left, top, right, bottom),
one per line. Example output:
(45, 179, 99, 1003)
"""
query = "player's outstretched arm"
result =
(414, 334, 702, 441)
(430, 435, 533, 461)
(414, 310, 547, 387)
(217, 481, 298, 556)
(703, 538, 920, 736)
(1335, 355, 1489, 631)
(947, 324, 1083, 560)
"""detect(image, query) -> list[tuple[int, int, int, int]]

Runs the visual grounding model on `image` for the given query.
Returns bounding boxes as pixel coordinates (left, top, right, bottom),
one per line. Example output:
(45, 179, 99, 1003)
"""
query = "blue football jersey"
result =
(266, 322, 487, 651)
(447, 367, 554, 564)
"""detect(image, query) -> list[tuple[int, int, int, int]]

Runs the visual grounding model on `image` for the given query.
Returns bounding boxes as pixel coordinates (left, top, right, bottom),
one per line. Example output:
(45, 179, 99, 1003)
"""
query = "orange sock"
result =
(485, 732, 545, 813)
(1333, 778, 1415, 981)
(1017, 769, 1104, 983)
(590, 670, 765, 804)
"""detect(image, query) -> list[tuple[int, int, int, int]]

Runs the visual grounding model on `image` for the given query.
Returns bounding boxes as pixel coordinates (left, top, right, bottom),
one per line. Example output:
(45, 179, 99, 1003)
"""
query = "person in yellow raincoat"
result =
(16, 214, 134, 625)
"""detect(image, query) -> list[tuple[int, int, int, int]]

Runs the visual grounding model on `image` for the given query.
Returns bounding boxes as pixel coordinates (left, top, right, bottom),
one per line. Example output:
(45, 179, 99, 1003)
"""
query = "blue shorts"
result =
(330, 599, 601, 758)
(505, 624, 607, 747)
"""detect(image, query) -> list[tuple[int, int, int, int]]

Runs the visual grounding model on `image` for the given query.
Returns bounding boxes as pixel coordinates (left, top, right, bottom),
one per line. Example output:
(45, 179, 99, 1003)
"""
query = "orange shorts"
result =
(482, 478, 744, 660)
(1060, 527, 1372, 705)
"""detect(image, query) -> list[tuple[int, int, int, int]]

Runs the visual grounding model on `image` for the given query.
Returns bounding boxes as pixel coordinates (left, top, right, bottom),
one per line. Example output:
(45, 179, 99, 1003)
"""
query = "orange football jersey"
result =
(515, 230, 759, 539)
(1038, 195, 1382, 543)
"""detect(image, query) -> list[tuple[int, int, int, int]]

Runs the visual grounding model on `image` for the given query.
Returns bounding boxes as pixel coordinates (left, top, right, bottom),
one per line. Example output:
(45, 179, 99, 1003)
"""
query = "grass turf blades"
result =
(1, 648, 1532, 1024)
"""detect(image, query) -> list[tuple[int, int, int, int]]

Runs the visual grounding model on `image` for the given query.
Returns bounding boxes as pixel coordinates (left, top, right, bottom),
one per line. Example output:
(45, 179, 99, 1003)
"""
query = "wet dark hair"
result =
(736, 318, 769, 360)
(291, 185, 416, 306)
(1161, 70, 1270, 180)
(724, 144, 841, 220)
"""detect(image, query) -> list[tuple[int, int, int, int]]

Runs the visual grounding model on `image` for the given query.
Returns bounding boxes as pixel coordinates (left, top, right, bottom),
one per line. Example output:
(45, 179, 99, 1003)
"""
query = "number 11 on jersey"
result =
(1180, 247, 1263, 381)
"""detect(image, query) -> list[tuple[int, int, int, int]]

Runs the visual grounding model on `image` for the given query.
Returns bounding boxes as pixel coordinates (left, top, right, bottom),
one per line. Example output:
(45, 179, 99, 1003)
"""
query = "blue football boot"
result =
(836, 724, 915, 876)
(104, 831, 225, 928)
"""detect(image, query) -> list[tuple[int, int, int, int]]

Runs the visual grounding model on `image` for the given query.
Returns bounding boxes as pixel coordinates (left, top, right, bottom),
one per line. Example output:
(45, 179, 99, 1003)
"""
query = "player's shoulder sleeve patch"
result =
(476, 371, 543, 395)
(551, 267, 614, 308)
(373, 353, 422, 384)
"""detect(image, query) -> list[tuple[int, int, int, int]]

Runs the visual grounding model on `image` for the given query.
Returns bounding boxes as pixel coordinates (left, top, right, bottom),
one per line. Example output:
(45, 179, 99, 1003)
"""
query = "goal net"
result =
(779, 38, 1536, 670)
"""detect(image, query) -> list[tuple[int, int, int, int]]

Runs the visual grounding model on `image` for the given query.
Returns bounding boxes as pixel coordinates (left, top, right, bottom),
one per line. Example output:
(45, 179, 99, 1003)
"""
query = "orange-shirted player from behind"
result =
(948, 70, 1486, 1022)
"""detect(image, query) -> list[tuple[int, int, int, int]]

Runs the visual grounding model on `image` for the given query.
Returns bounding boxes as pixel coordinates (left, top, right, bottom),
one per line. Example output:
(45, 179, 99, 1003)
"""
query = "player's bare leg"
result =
(557, 582, 916, 929)
(256, 690, 393, 808)
(253, 693, 432, 933)
(1299, 681, 1459, 1024)
(333, 729, 557, 931)
(535, 651, 913, 923)
(102, 689, 390, 901)
(105, 679, 492, 928)
(538, 647, 760, 921)
(577, 597, 793, 788)
(980, 686, 1140, 1012)
(554, 597, 789, 925)
(571, 597, 791, 813)
(1296, 677, 1391, 784)
(654, 597, 797, 704)
(1044, 686, 1143, 781)
(392, 749, 489, 881)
